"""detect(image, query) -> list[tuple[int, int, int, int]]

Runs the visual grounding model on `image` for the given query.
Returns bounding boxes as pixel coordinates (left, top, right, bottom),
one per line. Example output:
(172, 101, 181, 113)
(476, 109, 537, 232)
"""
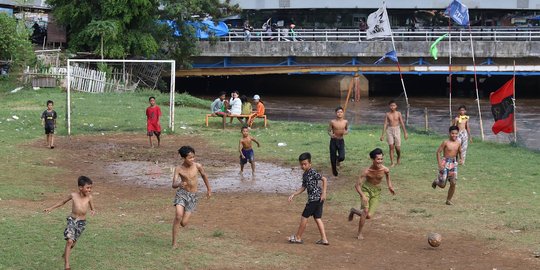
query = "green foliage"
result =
(0, 13, 35, 67)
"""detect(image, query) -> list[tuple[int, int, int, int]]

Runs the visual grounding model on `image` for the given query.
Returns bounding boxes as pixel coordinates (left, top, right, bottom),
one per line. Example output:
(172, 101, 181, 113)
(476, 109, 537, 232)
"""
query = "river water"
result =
(202, 95, 540, 151)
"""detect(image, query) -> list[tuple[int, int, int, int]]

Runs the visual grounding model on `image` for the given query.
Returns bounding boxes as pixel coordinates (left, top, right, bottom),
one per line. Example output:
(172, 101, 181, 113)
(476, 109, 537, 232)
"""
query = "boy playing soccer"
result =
(171, 146, 212, 248)
(239, 126, 260, 176)
(432, 126, 463, 205)
(44, 176, 95, 270)
(348, 148, 395, 240)
(452, 105, 472, 164)
(146, 96, 162, 148)
(328, 106, 349, 176)
(41, 100, 57, 149)
(380, 100, 408, 166)
(288, 152, 329, 245)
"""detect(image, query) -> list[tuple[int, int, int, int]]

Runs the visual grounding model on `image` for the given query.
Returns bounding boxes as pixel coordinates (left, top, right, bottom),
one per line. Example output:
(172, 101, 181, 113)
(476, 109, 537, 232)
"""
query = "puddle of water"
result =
(105, 161, 304, 193)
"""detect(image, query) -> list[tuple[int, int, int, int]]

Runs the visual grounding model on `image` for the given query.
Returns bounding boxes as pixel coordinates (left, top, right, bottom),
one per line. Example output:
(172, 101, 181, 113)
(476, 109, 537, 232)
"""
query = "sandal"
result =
(316, 239, 330, 246)
(288, 235, 303, 244)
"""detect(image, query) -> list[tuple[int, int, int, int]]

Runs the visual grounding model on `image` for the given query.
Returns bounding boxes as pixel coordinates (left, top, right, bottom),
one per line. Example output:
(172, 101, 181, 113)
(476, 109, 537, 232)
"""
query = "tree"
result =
(0, 13, 35, 68)
(47, 0, 240, 67)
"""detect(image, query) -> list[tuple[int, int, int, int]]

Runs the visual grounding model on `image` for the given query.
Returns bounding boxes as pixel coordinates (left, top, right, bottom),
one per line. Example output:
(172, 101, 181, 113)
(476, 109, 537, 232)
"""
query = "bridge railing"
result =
(220, 28, 540, 42)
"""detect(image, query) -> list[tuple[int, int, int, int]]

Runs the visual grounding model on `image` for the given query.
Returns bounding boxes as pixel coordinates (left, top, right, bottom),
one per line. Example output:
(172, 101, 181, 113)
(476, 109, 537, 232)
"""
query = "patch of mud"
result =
(105, 161, 302, 193)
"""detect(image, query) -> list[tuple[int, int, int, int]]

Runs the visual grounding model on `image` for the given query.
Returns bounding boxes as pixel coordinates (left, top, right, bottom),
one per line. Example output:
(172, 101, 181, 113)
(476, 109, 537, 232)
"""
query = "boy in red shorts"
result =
(146, 96, 162, 147)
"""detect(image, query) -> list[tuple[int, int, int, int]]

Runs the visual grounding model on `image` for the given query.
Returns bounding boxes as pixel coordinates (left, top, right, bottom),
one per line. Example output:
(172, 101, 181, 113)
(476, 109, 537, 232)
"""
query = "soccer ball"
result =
(428, 233, 442, 247)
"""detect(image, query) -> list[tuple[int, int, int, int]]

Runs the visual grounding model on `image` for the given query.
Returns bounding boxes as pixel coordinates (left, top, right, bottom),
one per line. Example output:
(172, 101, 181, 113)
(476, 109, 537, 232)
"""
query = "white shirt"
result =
(229, 97, 242, 115)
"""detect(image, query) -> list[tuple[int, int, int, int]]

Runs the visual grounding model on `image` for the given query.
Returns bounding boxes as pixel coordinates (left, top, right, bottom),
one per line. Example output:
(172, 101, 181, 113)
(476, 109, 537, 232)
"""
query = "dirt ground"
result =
(33, 134, 540, 269)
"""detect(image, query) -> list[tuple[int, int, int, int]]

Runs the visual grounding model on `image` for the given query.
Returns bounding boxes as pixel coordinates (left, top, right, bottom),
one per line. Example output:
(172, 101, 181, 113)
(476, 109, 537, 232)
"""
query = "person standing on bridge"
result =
(328, 106, 349, 177)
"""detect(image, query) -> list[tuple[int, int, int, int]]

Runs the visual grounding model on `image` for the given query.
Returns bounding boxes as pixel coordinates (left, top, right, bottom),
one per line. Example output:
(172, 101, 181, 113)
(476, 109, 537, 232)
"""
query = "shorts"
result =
(64, 216, 86, 241)
(240, 149, 254, 165)
(173, 188, 199, 212)
(436, 157, 458, 185)
(386, 126, 401, 146)
(44, 124, 55, 134)
(147, 131, 161, 137)
(360, 182, 381, 217)
(301, 200, 324, 219)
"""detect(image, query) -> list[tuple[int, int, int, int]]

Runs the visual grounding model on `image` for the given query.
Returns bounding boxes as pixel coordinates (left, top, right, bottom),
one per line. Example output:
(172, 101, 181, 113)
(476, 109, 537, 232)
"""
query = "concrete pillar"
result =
(339, 74, 369, 99)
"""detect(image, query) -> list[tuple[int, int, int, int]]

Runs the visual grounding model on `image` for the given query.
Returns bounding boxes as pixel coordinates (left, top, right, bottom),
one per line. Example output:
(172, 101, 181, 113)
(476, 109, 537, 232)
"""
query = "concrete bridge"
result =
(178, 29, 540, 97)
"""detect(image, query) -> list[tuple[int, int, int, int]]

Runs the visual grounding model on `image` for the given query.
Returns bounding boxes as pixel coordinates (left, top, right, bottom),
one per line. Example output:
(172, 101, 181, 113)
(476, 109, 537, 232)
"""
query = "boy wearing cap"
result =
(248, 95, 265, 128)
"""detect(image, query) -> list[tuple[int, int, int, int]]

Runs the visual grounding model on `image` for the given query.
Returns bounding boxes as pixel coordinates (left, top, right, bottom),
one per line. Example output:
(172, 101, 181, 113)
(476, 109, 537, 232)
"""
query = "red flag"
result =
(490, 78, 514, 134)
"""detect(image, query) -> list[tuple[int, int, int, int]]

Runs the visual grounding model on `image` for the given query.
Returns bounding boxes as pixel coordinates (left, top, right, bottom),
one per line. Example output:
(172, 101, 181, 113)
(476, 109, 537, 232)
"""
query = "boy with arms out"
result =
(41, 100, 57, 149)
(452, 105, 472, 164)
(146, 96, 162, 148)
(432, 126, 463, 205)
(239, 126, 260, 176)
(44, 176, 95, 270)
(348, 148, 395, 240)
(328, 106, 349, 176)
(380, 100, 408, 166)
(171, 146, 212, 249)
(288, 152, 329, 245)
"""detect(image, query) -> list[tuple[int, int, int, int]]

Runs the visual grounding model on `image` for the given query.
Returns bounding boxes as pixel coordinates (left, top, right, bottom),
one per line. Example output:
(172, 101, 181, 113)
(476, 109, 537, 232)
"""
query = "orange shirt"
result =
(256, 102, 265, 116)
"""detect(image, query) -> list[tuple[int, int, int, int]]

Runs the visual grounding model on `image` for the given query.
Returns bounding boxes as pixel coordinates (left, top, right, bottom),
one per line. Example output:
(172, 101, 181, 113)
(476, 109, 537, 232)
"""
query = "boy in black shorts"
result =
(41, 100, 57, 148)
(287, 152, 329, 245)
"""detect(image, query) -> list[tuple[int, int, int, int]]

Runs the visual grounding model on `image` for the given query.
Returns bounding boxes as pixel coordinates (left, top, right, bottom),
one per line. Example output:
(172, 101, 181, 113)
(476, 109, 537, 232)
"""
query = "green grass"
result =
(1, 78, 540, 268)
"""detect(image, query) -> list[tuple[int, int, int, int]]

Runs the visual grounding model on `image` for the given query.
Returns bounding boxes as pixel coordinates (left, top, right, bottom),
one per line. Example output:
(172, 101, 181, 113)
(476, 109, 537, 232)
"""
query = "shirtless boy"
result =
(380, 100, 408, 166)
(348, 148, 395, 240)
(171, 146, 212, 248)
(452, 105, 472, 164)
(432, 126, 463, 205)
(44, 176, 95, 270)
(328, 106, 349, 176)
(239, 126, 260, 176)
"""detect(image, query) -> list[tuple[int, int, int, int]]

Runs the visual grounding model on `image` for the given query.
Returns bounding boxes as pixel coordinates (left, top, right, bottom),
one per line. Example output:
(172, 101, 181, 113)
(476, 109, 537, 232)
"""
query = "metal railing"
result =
(219, 28, 540, 42)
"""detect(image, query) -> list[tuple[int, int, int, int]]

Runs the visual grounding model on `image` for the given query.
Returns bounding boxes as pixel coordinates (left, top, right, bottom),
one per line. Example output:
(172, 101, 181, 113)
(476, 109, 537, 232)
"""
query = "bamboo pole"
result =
(343, 73, 355, 115)
(468, 25, 485, 141)
(424, 107, 429, 131)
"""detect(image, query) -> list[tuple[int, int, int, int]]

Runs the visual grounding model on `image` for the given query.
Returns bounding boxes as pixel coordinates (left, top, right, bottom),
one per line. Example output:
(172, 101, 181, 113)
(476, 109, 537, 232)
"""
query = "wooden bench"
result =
(205, 114, 267, 129)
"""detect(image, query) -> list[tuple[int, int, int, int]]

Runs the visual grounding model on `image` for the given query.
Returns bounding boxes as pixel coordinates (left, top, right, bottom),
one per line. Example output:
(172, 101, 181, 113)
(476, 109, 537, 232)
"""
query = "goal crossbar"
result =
(66, 59, 176, 135)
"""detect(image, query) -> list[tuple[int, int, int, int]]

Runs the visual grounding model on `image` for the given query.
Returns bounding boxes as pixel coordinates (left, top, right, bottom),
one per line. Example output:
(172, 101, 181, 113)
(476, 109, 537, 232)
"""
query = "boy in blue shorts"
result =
(41, 100, 57, 149)
(239, 126, 260, 176)
(288, 152, 329, 245)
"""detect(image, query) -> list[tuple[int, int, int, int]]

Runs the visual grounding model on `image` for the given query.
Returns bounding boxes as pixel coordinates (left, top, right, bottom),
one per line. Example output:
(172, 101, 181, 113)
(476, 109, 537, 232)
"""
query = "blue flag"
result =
(445, 0, 469, 26)
(374, 50, 398, 64)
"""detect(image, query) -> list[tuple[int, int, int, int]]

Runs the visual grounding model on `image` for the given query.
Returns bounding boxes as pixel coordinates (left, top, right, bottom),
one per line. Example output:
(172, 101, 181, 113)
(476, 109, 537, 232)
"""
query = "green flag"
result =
(430, 33, 449, 60)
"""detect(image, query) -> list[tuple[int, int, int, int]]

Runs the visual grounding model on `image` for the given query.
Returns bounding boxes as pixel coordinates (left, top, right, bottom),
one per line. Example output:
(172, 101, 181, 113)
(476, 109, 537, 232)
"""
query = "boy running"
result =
(239, 126, 260, 176)
(288, 152, 329, 245)
(348, 148, 395, 240)
(171, 146, 211, 248)
(328, 106, 349, 176)
(380, 100, 408, 166)
(452, 105, 472, 164)
(44, 176, 95, 270)
(41, 100, 57, 149)
(146, 96, 162, 148)
(432, 125, 463, 205)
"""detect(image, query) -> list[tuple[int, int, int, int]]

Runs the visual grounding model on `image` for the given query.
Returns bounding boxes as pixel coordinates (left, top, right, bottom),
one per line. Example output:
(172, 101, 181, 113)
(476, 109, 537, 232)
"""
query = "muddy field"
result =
(35, 134, 540, 269)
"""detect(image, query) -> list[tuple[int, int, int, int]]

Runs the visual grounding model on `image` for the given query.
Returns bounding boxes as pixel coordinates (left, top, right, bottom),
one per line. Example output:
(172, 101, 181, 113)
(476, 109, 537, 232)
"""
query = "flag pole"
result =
(467, 25, 485, 141)
(512, 60, 517, 143)
(448, 18, 453, 125)
(389, 28, 410, 125)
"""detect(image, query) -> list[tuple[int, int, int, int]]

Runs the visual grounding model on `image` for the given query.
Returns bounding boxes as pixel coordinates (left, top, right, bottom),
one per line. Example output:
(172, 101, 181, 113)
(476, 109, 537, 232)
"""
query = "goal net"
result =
(66, 59, 176, 135)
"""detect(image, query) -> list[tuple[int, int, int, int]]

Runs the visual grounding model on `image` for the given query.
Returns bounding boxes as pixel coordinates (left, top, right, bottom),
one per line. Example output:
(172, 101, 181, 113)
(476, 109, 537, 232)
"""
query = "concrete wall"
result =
(197, 40, 540, 59)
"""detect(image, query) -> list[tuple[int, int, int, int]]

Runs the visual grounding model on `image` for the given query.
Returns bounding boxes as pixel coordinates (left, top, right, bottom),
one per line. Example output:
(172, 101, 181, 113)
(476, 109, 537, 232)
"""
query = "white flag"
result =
(366, 5, 392, 40)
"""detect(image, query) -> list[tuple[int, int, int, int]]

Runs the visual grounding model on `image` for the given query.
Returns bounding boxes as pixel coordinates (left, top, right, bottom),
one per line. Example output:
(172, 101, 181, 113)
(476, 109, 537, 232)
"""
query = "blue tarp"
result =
(166, 19, 229, 39)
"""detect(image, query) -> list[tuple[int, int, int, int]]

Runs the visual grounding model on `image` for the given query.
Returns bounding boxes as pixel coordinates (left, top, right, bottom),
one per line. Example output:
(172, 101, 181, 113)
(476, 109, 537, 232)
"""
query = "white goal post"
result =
(66, 59, 176, 135)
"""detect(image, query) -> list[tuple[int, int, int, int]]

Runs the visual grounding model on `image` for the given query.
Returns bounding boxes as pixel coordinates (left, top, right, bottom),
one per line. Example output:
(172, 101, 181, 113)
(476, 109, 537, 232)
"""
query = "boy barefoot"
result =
(432, 126, 463, 205)
(288, 152, 329, 245)
(44, 176, 95, 270)
(239, 126, 260, 176)
(328, 106, 349, 176)
(452, 105, 472, 164)
(348, 148, 395, 240)
(171, 146, 211, 248)
(41, 100, 57, 149)
(380, 100, 408, 166)
(146, 96, 162, 148)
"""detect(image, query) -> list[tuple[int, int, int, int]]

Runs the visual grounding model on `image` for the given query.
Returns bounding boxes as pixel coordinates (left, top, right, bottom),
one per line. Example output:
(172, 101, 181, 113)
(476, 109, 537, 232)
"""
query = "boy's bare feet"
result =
(357, 234, 364, 240)
(390, 163, 395, 167)
(445, 200, 453, 205)
(172, 243, 179, 249)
